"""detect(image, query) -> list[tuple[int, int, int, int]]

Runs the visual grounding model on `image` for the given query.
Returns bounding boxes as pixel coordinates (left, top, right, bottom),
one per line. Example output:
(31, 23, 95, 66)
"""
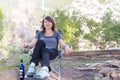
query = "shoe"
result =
(34, 67, 49, 79)
(26, 66, 35, 77)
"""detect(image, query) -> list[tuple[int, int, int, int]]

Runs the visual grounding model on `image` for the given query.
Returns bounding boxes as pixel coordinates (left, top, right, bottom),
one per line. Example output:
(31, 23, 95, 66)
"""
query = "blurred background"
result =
(0, 0, 120, 59)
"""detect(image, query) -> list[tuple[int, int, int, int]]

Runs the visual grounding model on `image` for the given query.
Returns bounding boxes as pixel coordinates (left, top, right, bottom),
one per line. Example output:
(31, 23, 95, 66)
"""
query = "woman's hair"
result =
(41, 16, 56, 33)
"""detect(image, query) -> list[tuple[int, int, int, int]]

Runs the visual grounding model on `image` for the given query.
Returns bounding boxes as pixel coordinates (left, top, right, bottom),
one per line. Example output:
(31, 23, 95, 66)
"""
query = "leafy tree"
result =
(98, 0, 105, 4)
(0, 8, 4, 41)
(83, 18, 105, 49)
(84, 11, 120, 50)
(47, 0, 73, 9)
(101, 12, 120, 47)
(50, 9, 83, 50)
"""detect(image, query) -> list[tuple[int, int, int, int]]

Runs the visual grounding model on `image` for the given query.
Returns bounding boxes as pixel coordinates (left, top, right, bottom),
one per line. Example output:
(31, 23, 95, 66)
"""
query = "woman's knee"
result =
(36, 40, 46, 48)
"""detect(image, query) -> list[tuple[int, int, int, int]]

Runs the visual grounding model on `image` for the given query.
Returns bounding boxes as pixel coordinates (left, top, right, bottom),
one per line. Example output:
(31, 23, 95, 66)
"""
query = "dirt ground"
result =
(60, 67, 97, 80)
(0, 68, 97, 80)
(0, 66, 97, 80)
(0, 69, 18, 80)
(1, 50, 120, 80)
(0, 56, 98, 80)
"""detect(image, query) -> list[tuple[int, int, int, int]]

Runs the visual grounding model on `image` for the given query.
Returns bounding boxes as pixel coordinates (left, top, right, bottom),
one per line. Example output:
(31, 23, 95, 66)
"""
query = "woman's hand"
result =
(58, 39, 71, 55)
(21, 39, 37, 49)
(64, 46, 71, 55)
(21, 43, 31, 48)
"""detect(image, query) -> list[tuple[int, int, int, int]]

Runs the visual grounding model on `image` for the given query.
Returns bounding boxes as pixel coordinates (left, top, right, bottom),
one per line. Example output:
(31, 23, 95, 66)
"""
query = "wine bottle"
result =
(19, 59, 25, 80)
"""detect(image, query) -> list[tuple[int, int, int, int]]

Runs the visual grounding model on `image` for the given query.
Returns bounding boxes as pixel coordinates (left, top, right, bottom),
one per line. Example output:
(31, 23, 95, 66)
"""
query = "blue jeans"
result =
(30, 40, 58, 71)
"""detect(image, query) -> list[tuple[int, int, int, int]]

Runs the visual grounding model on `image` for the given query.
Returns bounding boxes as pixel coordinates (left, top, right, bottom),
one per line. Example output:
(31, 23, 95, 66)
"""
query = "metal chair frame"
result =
(50, 50, 64, 80)
(24, 48, 64, 80)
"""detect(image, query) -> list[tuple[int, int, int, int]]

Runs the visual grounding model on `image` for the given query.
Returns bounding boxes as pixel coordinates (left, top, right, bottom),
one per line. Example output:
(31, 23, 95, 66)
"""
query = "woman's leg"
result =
(41, 48, 58, 71)
(30, 40, 46, 66)
(34, 48, 58, 78)
(27, 40, 46, 77)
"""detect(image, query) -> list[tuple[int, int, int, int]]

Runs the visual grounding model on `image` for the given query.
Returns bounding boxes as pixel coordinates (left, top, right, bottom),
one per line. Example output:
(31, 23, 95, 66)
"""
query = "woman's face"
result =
(44, 19, 53, 30)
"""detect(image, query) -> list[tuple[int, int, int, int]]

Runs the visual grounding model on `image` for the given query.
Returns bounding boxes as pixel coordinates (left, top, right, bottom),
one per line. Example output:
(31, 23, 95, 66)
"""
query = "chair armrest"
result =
(58, 50, 64, 58)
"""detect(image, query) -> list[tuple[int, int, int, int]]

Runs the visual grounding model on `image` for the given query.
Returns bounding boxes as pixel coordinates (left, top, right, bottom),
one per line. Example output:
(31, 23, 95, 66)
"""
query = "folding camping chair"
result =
(24, 30, 64, 80)
(24, 47, 64, 80)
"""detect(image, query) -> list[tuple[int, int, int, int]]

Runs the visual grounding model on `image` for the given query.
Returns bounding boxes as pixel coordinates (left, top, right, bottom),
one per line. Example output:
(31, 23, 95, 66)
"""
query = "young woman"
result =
(22, 16, 70, 79)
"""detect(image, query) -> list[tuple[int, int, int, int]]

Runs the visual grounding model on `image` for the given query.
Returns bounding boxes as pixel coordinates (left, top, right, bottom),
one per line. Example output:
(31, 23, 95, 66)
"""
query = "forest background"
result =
(0, 0, 120, 60)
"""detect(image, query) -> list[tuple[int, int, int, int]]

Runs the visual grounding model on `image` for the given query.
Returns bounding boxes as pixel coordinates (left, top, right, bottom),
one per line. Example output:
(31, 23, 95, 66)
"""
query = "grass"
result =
(0, 51, 112, 71)
(0, 53, 30, 71)
(0, 65, 15, 71)
(51, 57, 112, 68)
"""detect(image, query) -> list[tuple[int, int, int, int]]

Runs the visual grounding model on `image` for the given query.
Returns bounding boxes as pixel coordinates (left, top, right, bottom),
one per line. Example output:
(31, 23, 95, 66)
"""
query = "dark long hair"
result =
(41, 16, 56, 33)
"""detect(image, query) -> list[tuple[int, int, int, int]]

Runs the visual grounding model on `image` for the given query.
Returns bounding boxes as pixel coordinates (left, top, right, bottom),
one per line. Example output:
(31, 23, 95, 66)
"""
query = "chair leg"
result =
(59, 58, 62, 80)
(50, 57, 62, 80)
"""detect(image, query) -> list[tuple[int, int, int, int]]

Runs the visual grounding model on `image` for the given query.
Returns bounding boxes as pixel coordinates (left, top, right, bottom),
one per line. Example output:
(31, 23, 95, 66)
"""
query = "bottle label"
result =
(19, 70, 23, 78)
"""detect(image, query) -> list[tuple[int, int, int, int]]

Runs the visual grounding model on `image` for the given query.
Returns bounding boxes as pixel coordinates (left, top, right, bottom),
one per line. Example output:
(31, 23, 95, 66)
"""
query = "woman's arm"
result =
(29, 38, 38, 47)
(22, 38, 38, 48)
(59, 39, 70, 55)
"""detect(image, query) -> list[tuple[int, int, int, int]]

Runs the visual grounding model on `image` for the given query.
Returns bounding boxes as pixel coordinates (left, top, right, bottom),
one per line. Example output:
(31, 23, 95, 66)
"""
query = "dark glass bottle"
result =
(19, 59, 25, 80)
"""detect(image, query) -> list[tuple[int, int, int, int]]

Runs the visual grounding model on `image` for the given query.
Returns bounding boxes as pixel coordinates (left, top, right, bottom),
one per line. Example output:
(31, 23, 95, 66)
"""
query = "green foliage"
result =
(48, 0, 73, 9)
(83, 11, 120, 49)
(98, 0, 105, 4)
(102, 12, 120, 47)
(50, 9, 83, 49)
(0, 8, 4, 41)
(83, 18, 105, 49)
(13, 54, 30, 67)
(0, 9, 2, 19)
(8, 42, 23, 55)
